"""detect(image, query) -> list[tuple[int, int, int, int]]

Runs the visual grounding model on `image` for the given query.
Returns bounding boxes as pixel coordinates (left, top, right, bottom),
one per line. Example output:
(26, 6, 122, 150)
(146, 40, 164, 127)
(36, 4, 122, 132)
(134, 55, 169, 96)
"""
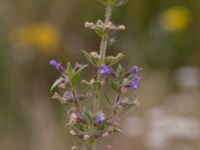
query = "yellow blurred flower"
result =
(10, 23, 61, 54)
(160, 6, 191, 32)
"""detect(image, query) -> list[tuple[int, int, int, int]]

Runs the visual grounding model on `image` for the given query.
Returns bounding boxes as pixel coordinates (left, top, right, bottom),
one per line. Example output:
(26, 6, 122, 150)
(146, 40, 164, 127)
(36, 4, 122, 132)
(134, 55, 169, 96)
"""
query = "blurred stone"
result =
(175, 66, 200, 89)
(122, 116, 144, 137)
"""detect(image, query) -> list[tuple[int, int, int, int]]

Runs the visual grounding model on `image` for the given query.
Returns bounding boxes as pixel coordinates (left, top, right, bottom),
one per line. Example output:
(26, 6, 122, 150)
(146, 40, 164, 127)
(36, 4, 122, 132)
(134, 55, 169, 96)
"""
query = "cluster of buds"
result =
(104, 21, 126, 31)
(84, 21, 95, 29)
(51, 91, 92, 104)
(69, 113, 77, 125)
(84, 21, 126, 33)
(114, 98, 140, 113)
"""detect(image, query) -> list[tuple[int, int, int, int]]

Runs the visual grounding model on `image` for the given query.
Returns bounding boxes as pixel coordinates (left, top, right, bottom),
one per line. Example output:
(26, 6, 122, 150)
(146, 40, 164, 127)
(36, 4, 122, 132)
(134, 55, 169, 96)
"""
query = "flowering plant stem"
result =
(86, 142, 96, 150)
(93, 6, 112, 114)
(91, 6, 112, 150)
(49, 1, 141, 149)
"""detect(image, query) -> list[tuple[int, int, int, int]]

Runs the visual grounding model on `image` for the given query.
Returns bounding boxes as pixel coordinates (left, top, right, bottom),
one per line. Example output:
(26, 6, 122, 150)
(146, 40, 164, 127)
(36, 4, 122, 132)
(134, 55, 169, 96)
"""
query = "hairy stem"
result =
(72, 90, 81, 114)
(93, 6, 112, 114)
(99, 6, 112, 66)
(91, 6, 112, 150)
(86, 142, 95, 150)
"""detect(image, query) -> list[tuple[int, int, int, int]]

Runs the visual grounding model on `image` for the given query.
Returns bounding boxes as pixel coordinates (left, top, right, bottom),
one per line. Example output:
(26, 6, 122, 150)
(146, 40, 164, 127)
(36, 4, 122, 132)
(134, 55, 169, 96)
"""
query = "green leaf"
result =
(127, 74, 134, 81)
(71, 125, 82, 134)
(96, 20, 104, 26)
(95, 28, 104, 38)
(97, 117, 111, 130)
(66, 62, 73, 76)
(110, 79, 120, 93)
(108, 53, 125, 66)
(71, 72, 80, 87)
(83, 110, 92, 125)
(66, 107, 77, 115)
(113, 127, 124, 133)
(50, 77, 65, 91)
(75, 123, 85, 132)
(120, 102, 133, 113)
(103, 92, 112, 105)
(92, 81, 101, 94)
(81, 50, 95, 65)
(77, 64, 88, 73)
(116, 64, 125, 79)
(95, 20, 105, 38)
(105, 56, 115, 64)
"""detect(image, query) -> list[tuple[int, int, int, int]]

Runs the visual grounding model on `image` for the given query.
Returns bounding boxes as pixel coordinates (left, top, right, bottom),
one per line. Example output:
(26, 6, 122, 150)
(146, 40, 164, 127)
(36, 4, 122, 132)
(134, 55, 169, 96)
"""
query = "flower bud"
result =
(84, 21, 94, 29)
(83, 134, 90, 141)
(120, 87, 127, 93)
(104, 21, 113, 31)
(49, 59, 65, 73)
(102, 132, 109, 138)
(90, 51, 99, 59)
(69, 113, 77, 125)
(107, 127, 114, 133)
(115, 106, 123, 113)
(71, 146, 77, 150)
(63, 91, 73, 102)
(69, 130, 76, 136)
(131, 75, 140, 90)
(52, 92, 60, 100)
(90, 79, 95, 84)
(84, 21, 90, 28)
(58, 83, 65, 89)
(133, 99, 140, 107)
(132, 65, 139, 73)
(118, 25, 126, 31)
(70, 113, 77, 119)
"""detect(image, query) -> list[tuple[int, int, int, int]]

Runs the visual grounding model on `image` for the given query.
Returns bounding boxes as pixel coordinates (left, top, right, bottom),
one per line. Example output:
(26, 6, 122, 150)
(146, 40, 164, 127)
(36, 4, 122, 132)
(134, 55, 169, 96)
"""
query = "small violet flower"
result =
(131, 75, 140, 90)
(96, 114, 105, 124)
(99, 64, 110, 76)
(49, 59, 65, 73)
(132, 65, 139, 73)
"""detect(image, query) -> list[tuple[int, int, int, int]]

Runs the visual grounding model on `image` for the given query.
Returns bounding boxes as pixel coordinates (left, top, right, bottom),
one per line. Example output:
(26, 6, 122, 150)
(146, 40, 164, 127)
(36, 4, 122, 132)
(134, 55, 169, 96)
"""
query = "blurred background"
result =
(0, 0, 200, 150)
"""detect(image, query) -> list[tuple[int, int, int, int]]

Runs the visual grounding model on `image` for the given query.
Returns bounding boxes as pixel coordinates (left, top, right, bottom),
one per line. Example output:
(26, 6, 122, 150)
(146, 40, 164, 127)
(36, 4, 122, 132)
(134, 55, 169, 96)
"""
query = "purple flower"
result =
(132, 65, 139, 73)
(49, 59, 65, 73)
(131, 75, 140, 90)
(99, 64, 110, 76)
(96, 114, 105, 124)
